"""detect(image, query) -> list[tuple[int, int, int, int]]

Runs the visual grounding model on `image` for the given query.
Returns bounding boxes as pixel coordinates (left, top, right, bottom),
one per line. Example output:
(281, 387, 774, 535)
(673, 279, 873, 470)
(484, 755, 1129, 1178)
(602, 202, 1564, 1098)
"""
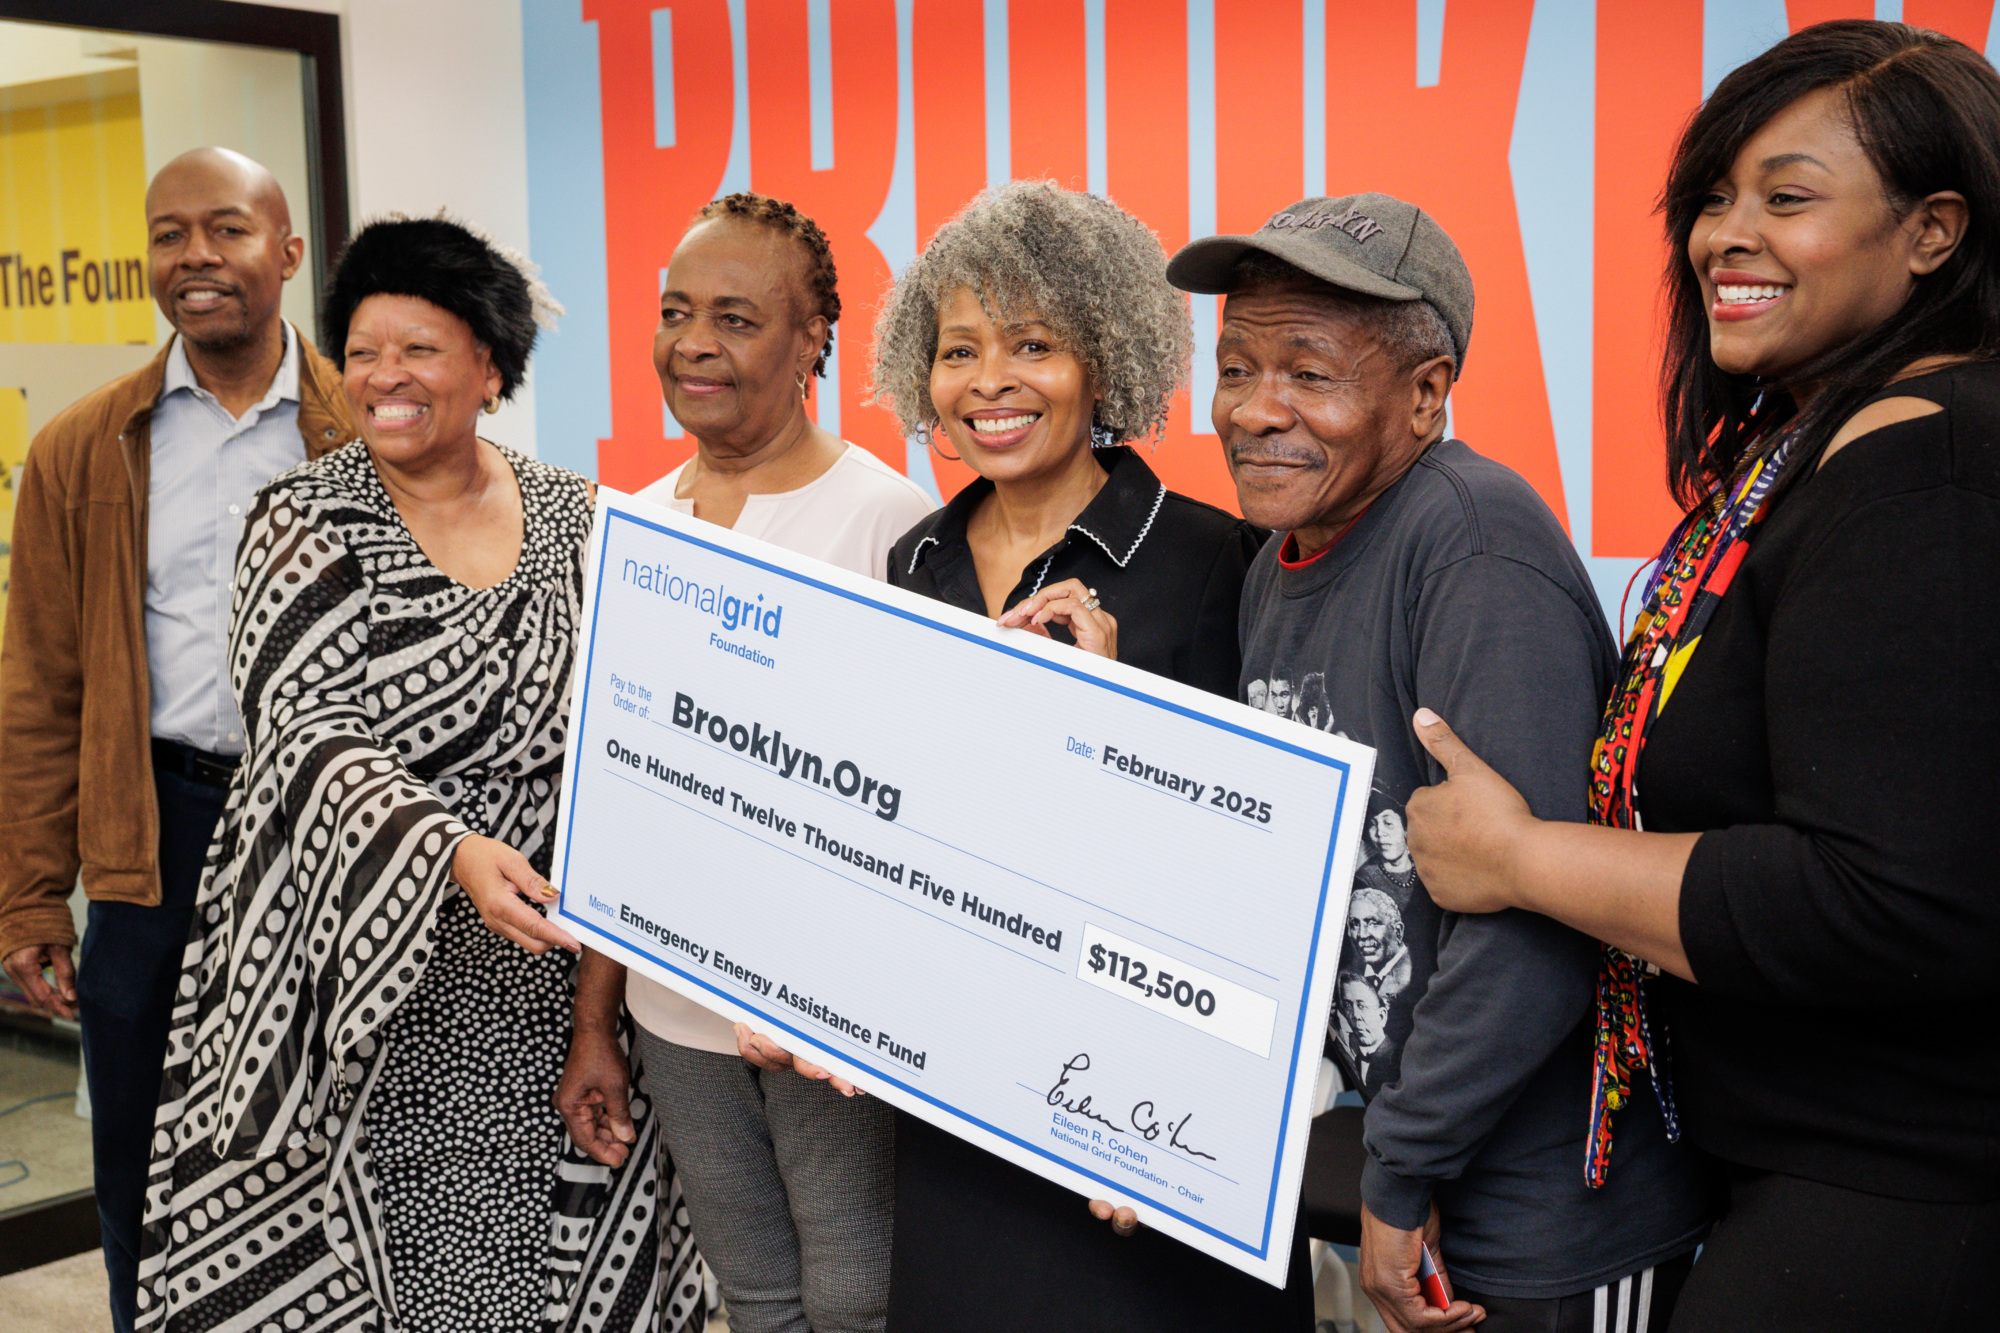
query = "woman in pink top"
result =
(555, 193, 933, 1333)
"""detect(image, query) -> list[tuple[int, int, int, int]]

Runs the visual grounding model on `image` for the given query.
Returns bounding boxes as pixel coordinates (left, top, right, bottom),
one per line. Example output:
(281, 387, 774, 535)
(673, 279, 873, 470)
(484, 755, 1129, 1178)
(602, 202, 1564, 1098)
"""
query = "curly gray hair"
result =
(870, 181, 1191, 443)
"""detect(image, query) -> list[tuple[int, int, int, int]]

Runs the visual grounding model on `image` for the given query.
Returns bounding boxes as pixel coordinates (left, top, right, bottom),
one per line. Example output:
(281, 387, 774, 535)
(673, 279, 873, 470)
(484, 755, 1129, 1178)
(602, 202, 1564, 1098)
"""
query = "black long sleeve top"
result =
(887, 446, 1263, 696)
(880, 447, 1310, 1332)
(1639, 361, 2000, 1203)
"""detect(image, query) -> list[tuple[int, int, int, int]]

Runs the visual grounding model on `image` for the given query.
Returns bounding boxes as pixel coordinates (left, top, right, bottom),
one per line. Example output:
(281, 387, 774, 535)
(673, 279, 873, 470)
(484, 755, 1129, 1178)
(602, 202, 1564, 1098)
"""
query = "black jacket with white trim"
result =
(888, 445, 1264, 698)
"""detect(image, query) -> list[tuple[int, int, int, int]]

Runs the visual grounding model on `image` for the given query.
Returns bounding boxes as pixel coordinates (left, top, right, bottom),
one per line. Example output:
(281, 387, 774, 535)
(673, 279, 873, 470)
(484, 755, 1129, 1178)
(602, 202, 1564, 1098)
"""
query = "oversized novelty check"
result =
(552, 489, 1375, 1285)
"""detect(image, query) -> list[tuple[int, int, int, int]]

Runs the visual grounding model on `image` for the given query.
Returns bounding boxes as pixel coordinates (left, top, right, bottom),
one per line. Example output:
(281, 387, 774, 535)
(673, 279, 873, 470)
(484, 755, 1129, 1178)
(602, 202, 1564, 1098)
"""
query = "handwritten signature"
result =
(1044, 1053, 1218, 1163)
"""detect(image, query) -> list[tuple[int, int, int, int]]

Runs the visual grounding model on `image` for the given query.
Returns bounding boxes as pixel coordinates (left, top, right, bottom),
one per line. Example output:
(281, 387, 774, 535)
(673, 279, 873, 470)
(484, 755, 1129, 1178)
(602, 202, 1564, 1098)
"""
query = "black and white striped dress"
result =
(136, 442, 706, 1333)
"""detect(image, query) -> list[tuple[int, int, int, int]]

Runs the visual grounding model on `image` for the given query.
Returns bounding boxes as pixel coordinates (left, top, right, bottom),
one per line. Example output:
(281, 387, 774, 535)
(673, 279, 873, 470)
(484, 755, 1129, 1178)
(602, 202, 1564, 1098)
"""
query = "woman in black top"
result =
(889, 441, 1252, 694)
(1402, 22, 2000, 1332)
(881, 181, 1304, 1333)
(735, 181, 1301, 1330)
(882, 181, 1303, 1333)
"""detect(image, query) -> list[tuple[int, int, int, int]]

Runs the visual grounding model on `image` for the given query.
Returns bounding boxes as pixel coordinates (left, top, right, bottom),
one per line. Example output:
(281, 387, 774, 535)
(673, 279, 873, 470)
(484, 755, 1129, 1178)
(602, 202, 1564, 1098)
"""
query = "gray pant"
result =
(637, 1028, 894, 1333)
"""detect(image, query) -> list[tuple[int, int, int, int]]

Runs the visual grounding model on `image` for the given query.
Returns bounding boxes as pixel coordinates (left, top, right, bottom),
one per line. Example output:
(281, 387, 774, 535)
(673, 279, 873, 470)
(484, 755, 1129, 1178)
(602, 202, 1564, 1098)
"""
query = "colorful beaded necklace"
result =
(1583, 423, 1801, 1187)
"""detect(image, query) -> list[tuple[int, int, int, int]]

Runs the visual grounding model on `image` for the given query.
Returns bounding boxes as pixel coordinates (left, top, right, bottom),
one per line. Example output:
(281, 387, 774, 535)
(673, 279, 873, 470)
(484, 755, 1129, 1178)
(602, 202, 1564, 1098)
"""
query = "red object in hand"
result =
(1416, 1243, 1450, 1310)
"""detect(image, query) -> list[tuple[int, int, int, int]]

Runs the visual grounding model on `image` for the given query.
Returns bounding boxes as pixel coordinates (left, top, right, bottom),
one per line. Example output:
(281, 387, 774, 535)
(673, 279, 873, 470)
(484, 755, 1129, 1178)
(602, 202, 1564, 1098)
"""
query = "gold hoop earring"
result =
(483, 396, 501, 415)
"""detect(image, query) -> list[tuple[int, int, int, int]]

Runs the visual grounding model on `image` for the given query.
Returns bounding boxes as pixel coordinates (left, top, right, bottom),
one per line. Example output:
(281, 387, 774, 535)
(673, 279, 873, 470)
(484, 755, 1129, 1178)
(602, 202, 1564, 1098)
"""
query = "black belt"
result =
(152, 737, 240, 788)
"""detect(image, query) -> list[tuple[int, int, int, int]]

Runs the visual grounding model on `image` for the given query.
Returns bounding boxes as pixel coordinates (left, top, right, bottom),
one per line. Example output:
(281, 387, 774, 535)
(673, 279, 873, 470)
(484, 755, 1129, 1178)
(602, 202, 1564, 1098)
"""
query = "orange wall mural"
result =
(523, 0, 2000, 613)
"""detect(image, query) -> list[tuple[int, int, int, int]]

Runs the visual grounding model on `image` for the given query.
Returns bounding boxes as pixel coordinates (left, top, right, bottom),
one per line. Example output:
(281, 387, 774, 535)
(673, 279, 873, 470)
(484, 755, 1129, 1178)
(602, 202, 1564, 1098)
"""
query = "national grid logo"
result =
(619, 557, 784, 638)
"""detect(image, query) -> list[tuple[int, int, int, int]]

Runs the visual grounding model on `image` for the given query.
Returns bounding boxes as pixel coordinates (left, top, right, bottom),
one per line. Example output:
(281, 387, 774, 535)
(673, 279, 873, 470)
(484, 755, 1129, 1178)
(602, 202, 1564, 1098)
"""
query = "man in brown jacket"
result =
(0, 148, 350, 1332)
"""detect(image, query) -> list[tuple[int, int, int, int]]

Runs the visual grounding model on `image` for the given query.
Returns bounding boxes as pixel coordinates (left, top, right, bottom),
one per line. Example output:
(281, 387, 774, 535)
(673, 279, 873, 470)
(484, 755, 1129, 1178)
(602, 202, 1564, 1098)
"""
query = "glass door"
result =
(0, 2, 345, 1258)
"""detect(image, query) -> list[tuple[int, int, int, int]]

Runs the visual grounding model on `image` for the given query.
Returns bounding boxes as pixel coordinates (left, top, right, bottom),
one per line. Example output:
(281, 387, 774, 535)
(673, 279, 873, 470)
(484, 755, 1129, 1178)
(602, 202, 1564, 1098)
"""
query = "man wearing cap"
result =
(0, 148, 349, 1332)
(1168, 196, 1714, 1333)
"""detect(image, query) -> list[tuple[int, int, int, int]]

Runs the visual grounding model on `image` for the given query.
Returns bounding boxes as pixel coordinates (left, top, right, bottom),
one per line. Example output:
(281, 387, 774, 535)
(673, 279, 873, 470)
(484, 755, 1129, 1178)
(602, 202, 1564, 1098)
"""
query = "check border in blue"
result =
(558, 506, 1353, 1263)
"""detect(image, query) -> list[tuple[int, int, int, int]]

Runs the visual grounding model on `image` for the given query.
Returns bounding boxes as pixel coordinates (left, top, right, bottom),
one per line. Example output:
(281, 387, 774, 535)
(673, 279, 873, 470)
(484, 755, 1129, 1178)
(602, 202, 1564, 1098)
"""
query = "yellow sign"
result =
(0, 387, 28, 656)
(0, 70, 153, 344)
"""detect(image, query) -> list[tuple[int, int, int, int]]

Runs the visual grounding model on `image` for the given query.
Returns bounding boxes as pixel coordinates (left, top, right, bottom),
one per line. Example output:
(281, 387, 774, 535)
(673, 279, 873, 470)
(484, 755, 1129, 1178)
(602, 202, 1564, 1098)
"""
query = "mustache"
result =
(1228, 441, 1327, 470)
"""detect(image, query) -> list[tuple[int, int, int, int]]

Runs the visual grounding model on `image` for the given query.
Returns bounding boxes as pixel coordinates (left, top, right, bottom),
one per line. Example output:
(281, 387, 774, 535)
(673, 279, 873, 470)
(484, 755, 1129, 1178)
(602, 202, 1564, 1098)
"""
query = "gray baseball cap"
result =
(1166, 192, 1473, 367)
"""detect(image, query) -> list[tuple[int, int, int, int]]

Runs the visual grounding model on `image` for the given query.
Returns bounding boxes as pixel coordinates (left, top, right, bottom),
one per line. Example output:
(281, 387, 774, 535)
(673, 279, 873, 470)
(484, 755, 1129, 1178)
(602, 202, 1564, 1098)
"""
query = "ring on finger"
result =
(1080, 588, 1102, 612)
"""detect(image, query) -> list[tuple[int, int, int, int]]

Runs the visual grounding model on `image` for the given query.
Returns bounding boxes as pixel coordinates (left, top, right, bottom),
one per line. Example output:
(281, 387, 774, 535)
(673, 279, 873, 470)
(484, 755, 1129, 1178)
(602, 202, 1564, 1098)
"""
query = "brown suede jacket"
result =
(0, 328, 353, 959)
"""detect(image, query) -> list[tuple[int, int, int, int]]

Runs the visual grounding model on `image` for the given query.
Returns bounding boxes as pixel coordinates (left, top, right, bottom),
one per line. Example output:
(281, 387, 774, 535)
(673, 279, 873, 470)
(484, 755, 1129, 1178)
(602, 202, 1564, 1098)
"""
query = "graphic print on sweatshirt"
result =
(1335, 795, 1421, 1096)
(1246, 670, 1354, 739)
(1252, 674, 1431, 1098)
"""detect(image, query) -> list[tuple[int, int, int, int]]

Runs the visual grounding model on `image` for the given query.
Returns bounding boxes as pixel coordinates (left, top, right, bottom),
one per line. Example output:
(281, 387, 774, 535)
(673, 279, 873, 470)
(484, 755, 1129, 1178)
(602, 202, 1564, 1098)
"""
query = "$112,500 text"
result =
(1075, 923, 1281, 1058)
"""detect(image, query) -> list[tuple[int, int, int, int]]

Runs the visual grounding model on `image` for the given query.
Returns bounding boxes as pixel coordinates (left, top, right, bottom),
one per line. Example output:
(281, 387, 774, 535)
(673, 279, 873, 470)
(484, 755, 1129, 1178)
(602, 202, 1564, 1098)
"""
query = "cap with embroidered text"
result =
(1166, 192, 1473, 367)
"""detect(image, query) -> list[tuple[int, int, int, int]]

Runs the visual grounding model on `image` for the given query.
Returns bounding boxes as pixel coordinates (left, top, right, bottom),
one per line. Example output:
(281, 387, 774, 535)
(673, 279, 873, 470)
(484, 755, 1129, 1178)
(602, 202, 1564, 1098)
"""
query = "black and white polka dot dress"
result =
(136, 442, 707, 1333)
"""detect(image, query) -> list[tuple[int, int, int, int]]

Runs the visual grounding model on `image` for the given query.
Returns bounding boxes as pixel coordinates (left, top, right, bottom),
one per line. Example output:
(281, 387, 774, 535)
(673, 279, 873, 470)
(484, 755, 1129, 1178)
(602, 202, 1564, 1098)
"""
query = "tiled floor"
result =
(0, 1248, 1376, 1331)
(0, 1254, 702, 1333)
(0, 1039, 92, 1212)
(0, 1265, 1364, 1333)
(0, 1251, 111, 1333)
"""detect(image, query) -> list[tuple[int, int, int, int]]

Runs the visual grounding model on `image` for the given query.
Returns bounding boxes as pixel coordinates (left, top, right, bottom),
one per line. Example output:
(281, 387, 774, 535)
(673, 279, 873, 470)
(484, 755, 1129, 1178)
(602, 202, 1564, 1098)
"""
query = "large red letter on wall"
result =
(1787, 3, 1994, 46)
(585, 0, 735, 489)
(1592, 0, 1701, 559)
(1322, 0, 1568, 529)
(909, 0, 987, 499)
(1011, 0, 1089, 191)
(1214, 0, 1302, 239)
(748, 0, 901, 471)
(1182, 0, 1307, 511)
(1102, 0, 1217, 501)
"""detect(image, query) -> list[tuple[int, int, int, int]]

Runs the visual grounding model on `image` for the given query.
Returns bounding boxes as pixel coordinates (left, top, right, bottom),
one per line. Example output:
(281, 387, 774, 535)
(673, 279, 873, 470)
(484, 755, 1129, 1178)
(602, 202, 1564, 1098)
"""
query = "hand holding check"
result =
(997, 578, 1119, 661)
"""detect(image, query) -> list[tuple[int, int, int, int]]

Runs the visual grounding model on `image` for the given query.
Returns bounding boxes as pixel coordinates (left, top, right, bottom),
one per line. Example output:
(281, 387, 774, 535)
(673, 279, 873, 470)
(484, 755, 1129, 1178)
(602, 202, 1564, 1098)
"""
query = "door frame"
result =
(0, 0, 349, 339)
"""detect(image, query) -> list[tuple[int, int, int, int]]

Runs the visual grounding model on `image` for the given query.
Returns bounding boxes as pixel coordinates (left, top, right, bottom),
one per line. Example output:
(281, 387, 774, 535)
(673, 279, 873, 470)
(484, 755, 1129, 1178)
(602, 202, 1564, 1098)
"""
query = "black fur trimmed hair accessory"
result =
(322, 214, 561, 401)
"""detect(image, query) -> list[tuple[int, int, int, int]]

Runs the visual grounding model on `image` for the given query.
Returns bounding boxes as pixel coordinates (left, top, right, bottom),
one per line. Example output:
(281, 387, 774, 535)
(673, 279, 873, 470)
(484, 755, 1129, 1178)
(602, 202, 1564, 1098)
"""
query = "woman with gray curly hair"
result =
(873, 181, 1260, 696)
(868, 181, 1311, 1330)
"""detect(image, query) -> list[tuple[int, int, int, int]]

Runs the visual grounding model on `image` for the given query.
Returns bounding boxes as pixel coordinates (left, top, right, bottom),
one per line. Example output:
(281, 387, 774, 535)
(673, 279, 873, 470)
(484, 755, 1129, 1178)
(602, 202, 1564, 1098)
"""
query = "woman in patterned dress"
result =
(136, 217, 705, 1333)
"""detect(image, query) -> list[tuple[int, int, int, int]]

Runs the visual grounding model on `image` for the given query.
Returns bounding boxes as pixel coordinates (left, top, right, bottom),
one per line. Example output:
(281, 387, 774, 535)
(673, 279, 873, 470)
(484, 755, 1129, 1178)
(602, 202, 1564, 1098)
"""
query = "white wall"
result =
(239, 0, 539, 455)
(0, 19, 135, 86)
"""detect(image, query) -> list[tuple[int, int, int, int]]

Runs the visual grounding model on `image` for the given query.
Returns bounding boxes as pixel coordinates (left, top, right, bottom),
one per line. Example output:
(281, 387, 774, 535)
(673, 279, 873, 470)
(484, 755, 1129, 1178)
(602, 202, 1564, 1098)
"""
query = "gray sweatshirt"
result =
(1239, 439, 1713, 1297)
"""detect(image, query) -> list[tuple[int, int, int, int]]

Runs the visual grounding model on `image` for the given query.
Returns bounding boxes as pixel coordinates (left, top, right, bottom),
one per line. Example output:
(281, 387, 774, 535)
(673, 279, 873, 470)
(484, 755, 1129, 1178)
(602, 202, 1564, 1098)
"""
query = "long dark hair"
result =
(1660, 20, 2000, 507)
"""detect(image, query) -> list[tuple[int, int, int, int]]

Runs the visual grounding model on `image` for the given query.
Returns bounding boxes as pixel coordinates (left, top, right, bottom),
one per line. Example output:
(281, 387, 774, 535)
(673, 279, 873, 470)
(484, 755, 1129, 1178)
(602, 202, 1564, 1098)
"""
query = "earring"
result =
(1089, 405, 1119, 450)
(483, 396, 501, 415)
(796, 371, 811, 401)
(924, 425, 962, 463)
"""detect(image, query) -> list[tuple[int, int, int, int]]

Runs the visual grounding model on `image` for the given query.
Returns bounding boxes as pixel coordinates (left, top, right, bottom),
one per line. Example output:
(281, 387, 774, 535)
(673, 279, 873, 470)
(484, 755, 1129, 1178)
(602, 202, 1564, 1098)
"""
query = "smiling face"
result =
(1215, 282, 1448, 549)
(343, 294, 499, 468)
(145, 148, 302, 352)
(654, 218, 826, 454)
(928, 287, 1097, 484)
(1690, 86, 1944, 389)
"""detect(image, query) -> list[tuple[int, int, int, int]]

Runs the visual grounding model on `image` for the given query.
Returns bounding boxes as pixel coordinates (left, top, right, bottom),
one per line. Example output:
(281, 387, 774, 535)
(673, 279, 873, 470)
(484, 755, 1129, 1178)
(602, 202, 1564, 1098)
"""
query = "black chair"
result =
(1300, 1105, 1365, 1247)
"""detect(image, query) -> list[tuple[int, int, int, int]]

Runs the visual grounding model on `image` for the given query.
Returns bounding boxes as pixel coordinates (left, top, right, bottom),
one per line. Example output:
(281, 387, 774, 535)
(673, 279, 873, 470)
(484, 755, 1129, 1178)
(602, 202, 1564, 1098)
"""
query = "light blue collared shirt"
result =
(146, 324, 306, 755)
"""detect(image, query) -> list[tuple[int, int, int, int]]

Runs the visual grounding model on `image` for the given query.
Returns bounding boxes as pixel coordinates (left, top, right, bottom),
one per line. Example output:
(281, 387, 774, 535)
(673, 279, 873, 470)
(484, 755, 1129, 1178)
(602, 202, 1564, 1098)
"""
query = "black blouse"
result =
(882, 447, 1309, 1331)
(1639, 361, 2000, 1203)
(888, 446, 1262, 698)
